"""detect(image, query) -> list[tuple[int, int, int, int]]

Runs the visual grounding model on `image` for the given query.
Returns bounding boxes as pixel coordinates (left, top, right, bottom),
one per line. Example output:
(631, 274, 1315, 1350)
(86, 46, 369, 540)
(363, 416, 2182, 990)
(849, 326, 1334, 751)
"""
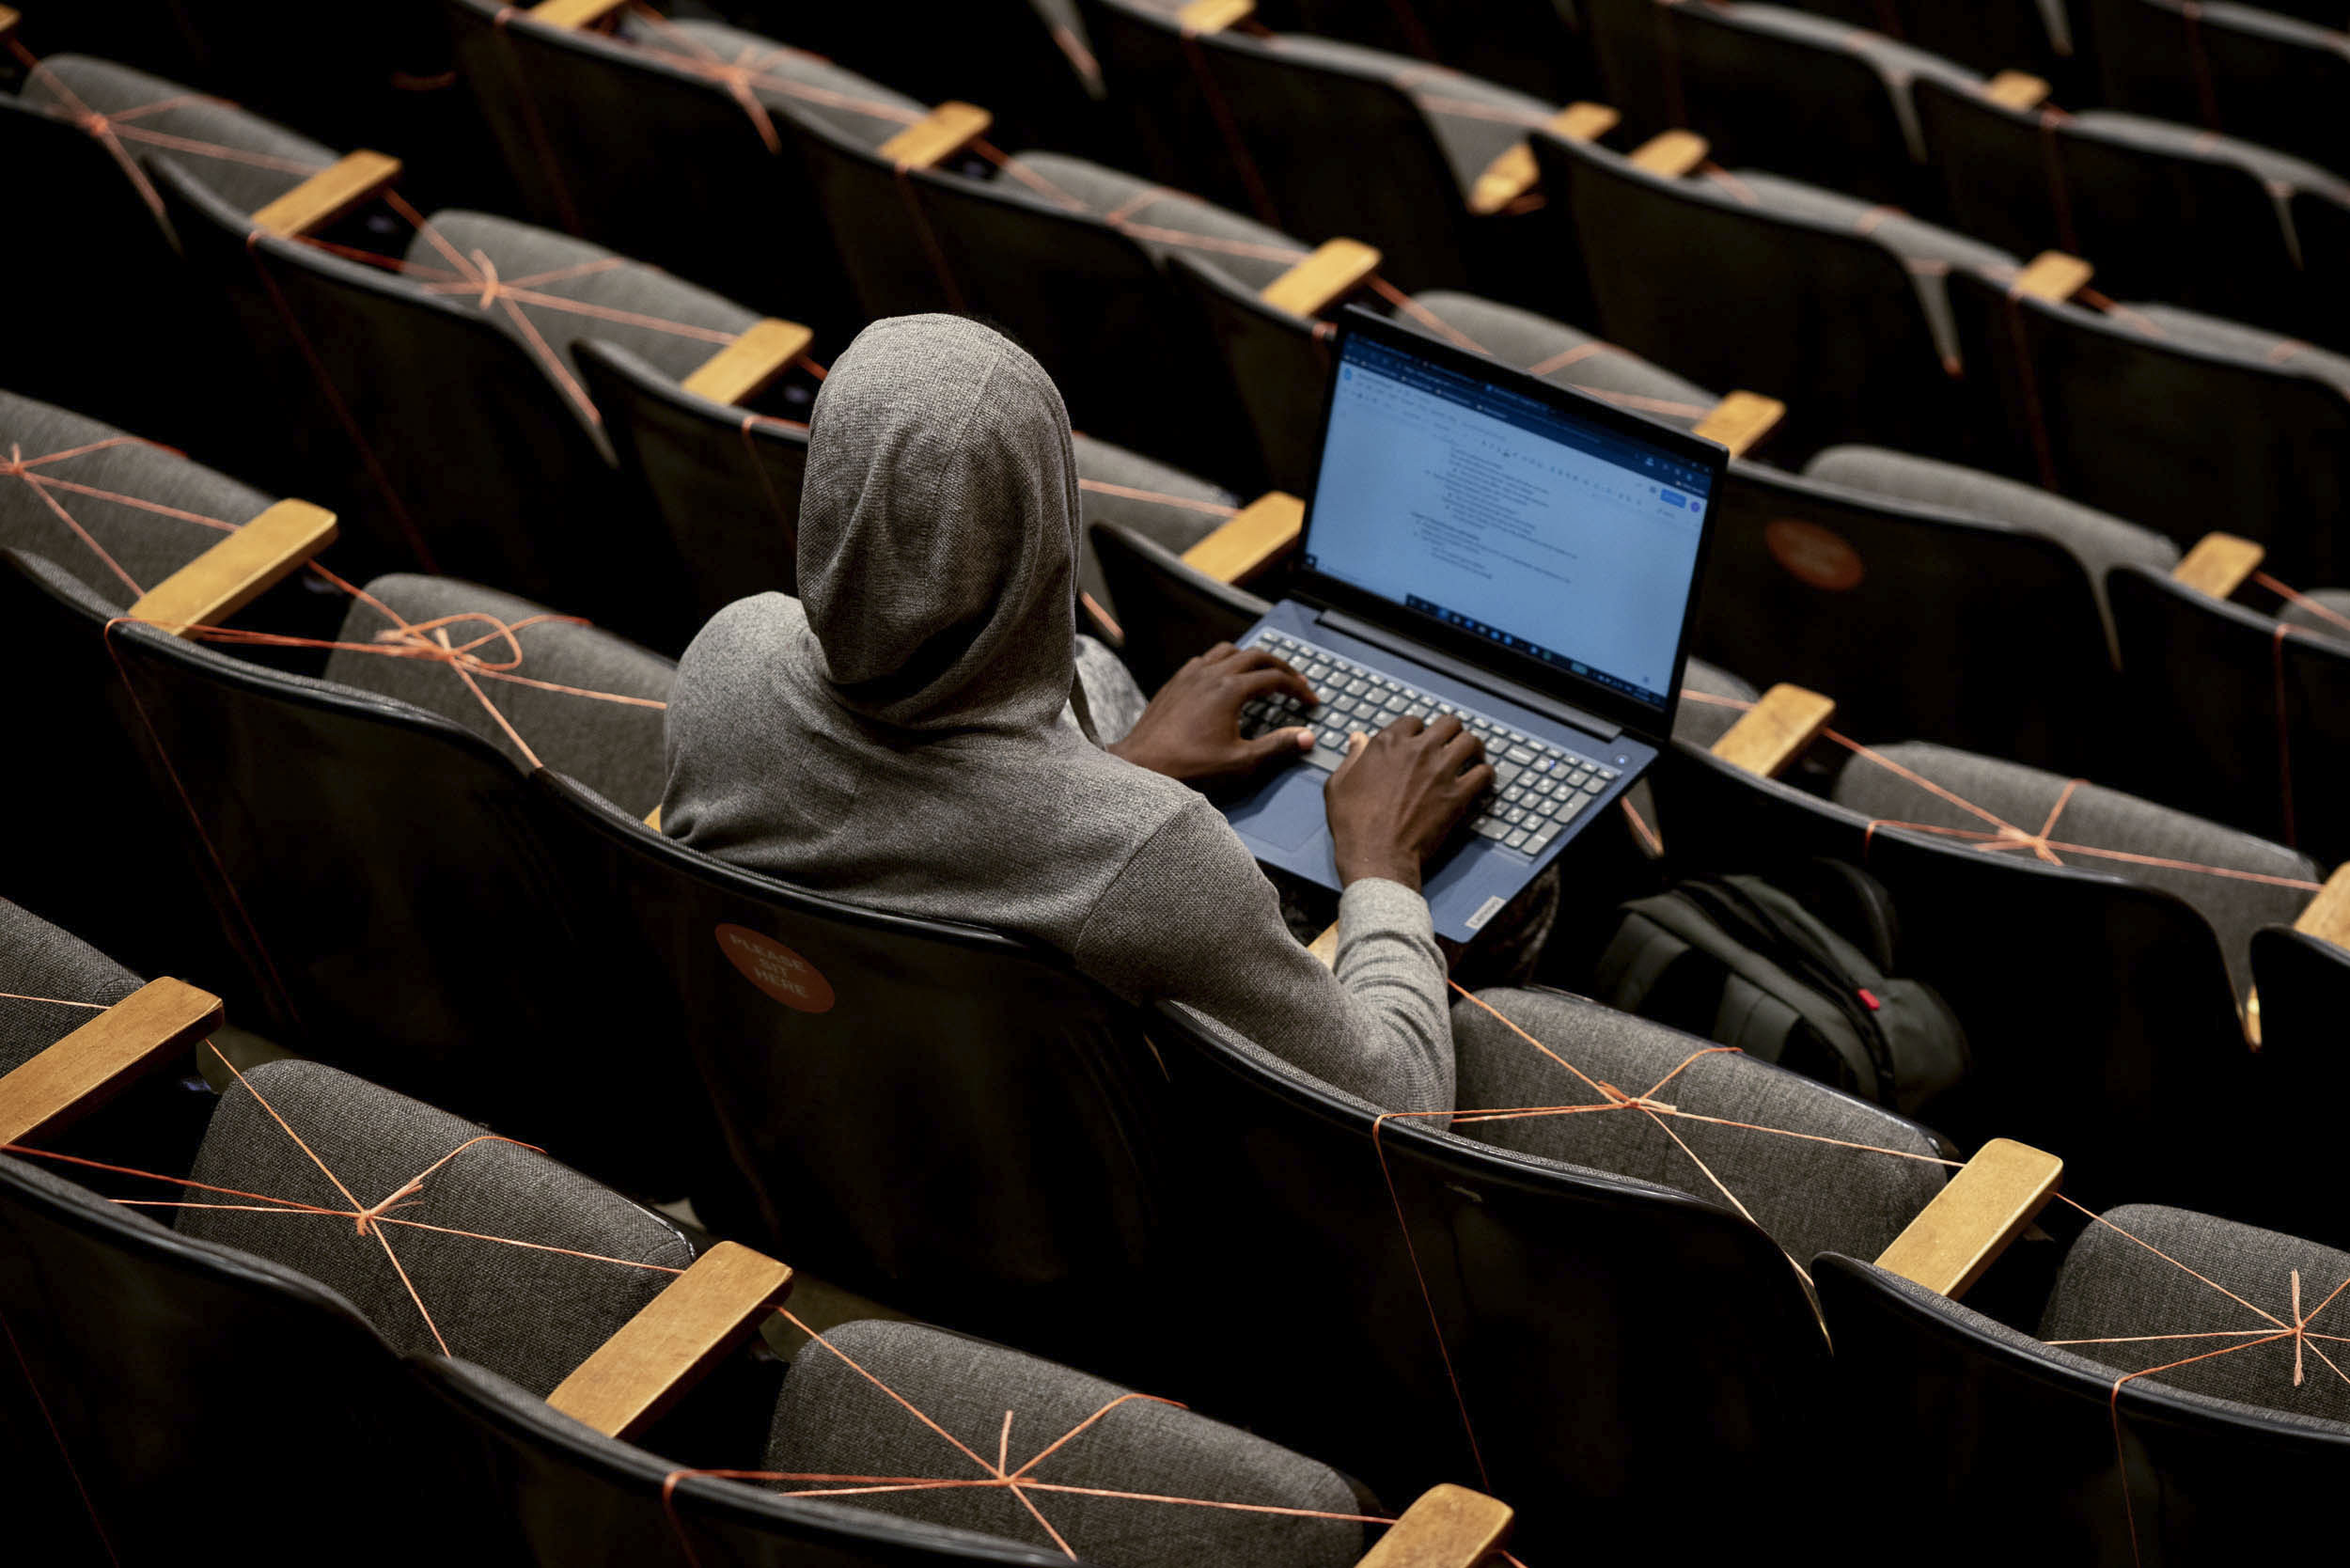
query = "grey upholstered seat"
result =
(173, 1058, 691, 1397)
(1451, 987, 1946, 1270)
(1720, 5, 1982, 160)
(16, 55, 335, 212)
(2069, 111, 2350, 202)
(0, 389, 274, 609)
(1698, 168, 2017, 362)
(1673, 658, 1760, 751)
(2039, 1204, 2350, 1427)
(2280, 588, 2350, 642)
(400, 210, 762, 402)
(1802, 445, 2180, 648)
(1259, 32, 1559, 196)
(998, 151, 1314, 292)
(1829, 743, 2320, 996)
(323, 574, 676, 817)
(766, 1319, 1368, 1568)
(1073, 433, 1238, 610)
(2105, 302, 2350, 395)
(0, 896, 141, 1074)
(611, 14, 927, 146)
(1409, 291, 1720, 431)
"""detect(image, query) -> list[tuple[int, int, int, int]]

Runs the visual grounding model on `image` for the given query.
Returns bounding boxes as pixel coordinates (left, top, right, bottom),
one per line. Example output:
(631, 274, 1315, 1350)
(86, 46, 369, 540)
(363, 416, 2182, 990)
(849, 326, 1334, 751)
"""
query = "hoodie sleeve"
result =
(1073, 799, 1454, 1113)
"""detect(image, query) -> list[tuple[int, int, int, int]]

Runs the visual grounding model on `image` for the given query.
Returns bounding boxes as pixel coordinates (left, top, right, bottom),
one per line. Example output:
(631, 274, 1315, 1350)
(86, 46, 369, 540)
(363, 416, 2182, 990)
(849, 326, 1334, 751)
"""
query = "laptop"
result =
(1222, 307, 1724, 943)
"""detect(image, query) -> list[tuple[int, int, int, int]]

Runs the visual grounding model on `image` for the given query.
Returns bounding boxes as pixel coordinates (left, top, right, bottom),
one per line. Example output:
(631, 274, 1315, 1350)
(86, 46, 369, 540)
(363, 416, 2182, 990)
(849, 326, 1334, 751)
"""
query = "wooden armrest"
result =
(1178, 0, 1253, 30)
(1628, 130, 1708, 179)
(682, 319, 814, 407)
(1691, 391, 1785, 459)
(1875, 1137, 2062, 1299)
(1182, 491, 1304, 585)
(1308, 920, 1340, 968)
(127, 499, 337, 635)
(251, 150, 402, 241)
(879, 102, 993, 169)
(1357, 1484, 1513, 1568)
(2295, 863, 2350, 949)
(2170, 532, 2264, 600)
(547, 1241, 793, 1439)
(1260, 239, 1384, 319)
(0, 978, 223, 1146)
(644, 805, 663, 832)
(2010, 250, 2093, 304)
(528, 0, 632, 26)
(1468, 102, 1621, 216)
(1983, 71, 2052, 112)
(1709, 682, 1832, 779)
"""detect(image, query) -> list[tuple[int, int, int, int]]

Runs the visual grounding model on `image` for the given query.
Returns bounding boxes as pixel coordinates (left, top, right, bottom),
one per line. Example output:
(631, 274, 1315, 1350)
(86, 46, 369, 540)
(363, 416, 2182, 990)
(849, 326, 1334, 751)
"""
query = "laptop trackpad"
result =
(1227, 769, 1329, 852)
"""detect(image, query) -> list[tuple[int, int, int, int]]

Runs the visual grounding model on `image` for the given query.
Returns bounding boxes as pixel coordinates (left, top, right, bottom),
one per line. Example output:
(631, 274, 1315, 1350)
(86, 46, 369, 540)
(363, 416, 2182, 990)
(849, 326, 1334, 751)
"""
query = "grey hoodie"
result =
(660, 316, 1452, 1112)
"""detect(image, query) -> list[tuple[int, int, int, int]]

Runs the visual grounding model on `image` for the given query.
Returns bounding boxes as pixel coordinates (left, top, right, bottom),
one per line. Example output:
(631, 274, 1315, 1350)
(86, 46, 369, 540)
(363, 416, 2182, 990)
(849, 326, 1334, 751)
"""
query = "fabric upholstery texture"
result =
(1410, 291, 1719, 429)
(0, 897, 142, 1074)
(401, 211, 760, 396)
(21, 55, 336, 212)
(1828, 742, 2319, 995)
(1450, 987, 1947, 1268)
(1700, 168, 2016, 362)
(2108, 303, 2350, 396)
(1673, 658, 1760, 750)
(998, 151, 1308, 292)
(1803, 445, 2178, 642)
(1723, 4, 1983, 158)
(1261, 31, 1558, 192)
(2041, 1204, 2350, 1427)
(1072, 433, 1237, 611)
(766, 1320, 1366, 1568)
(2069, 110, 2350, 198)
(322, 574, 676, 816)
(0, 389, 275, 609)
(176, 1060, 691, 1395)
(614, 15, 927, 146)
(2280, 588, 2350, 643)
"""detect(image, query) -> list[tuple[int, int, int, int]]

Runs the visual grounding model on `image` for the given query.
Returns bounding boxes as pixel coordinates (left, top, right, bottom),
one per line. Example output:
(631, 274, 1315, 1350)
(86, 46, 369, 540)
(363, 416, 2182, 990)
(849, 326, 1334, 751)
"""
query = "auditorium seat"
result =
(1776, 0, 2081, 82)
(1584, 0, 1982, 206)
(1528, 126, 2017, 458)
(1277, 0, 1602, 102)
(2087, 0, 2350, 177)
(1820, 1199, 2350, 1558)
(1949, 269, 2350, 578)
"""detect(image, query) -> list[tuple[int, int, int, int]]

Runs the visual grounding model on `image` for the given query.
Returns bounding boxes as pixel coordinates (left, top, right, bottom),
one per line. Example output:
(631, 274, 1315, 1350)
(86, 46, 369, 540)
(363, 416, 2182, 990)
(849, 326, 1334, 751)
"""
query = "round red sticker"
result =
(1764, 519, 1865, 591)
(715, 924, 835, 1013)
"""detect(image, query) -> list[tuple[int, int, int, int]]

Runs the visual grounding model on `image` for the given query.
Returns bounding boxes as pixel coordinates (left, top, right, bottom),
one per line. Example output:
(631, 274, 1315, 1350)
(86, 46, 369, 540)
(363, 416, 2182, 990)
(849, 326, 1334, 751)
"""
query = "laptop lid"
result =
(1293, 308, 1725, 741)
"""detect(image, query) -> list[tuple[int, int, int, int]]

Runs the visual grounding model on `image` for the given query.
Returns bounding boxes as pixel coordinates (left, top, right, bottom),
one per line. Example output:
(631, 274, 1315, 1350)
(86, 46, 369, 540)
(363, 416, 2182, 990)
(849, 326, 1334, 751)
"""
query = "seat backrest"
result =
(2107, 564, 2350, 865)
(1086, 520, 1269, 692)
(1278, 0, 1595, 102)
(1911, 77, 2076, 261)
(439, 0, 866, 333)
(1161, 251, 1340, 492)
(1074, 0, 1286, 223)
(539, 772, 1183, 1376)
(1529, 132, 1965, 457)
(2089, 0, 2350, 175)
(1947, 275, 2350, 580)
(1814, 1250, 2350, 1558)
(1698, 461, 2118, 772)
(0, 897, 141, 1074)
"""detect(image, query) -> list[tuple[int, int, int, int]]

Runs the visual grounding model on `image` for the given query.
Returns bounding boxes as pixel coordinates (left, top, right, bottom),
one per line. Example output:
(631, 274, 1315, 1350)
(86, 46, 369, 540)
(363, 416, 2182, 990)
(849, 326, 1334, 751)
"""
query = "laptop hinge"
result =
(1316, 608, 1622, 744)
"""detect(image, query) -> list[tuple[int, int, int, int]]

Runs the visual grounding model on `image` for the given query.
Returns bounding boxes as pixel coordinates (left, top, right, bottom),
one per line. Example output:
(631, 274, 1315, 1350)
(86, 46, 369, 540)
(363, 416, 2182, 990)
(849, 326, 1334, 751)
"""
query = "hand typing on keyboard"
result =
(1324, 713, 1496, 892)
(1106, 641, 1321, 785)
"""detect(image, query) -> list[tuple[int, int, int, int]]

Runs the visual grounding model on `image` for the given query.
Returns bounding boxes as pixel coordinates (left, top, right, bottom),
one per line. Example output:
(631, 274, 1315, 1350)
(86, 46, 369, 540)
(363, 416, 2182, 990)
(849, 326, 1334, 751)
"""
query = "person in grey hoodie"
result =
(660, 316, 1492, 1113)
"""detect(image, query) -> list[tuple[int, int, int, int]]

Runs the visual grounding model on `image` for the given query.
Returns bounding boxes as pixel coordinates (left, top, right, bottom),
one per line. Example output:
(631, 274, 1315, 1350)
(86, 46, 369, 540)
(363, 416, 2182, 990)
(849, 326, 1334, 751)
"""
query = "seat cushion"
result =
(1802, 445, 2179, 650)
(1408, 291, 1719, 429)
(0, 897, 142, 1074)
(1725, 5, 1985, 159)
(400, 211, 761, 398)
(998, 151, 1309, 292)
(1261, 32, 1558, 196)
(766, 1320, 1367, 1568)
(2106, 303, 2350, 397)
(2069, 110, 2350, 200)
(176, 1059, 692, 1396)
(20, 55, 336, 213)
(2280, 587, 2350, 644)
(613, 15, 927, 148)
(1827, 742, 2319, 996)
(1700, 169, 2017, 363)
(1673, 657, 1759, 750)
(2040, 1204, 2350, 1428)
(1450, 986, 1947, 1269)
(324, 574, 676, 817)
(1072, 433, 1237, 615)
(0, 388, 276, 609)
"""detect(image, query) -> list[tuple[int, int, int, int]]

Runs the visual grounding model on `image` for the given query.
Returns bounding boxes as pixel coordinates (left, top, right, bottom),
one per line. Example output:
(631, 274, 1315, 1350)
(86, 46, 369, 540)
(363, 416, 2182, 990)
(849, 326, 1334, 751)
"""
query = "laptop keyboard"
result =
(1238, 631, 1618, 857)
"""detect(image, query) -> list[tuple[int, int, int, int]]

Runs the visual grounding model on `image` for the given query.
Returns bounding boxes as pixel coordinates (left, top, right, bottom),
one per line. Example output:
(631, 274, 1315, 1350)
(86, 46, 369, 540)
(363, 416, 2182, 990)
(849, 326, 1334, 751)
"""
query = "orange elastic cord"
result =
(1368, 1109, 1492, 1490)
(0, 1303, 118, 1564)
(1075, 479, 1239, 517)
(5, 441, 150, 599)
(1370, 278, 1493, 357)
(1621, 794, 1665, 856)
(0, 991, 110, 1009)
(1179, 30, 1280, 225)
(491, 6, 586, 232)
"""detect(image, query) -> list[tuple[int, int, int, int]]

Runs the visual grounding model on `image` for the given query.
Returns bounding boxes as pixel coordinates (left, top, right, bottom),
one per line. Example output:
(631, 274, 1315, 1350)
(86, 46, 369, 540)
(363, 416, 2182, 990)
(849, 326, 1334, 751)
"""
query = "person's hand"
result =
(1108, 642, 1319, 785)
(1323, 715, 1493, 891)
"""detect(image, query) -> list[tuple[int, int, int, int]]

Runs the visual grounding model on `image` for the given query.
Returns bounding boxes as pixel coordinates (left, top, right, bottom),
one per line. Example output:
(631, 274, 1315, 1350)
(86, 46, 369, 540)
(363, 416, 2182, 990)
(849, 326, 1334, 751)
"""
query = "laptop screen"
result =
(1300, 329, 1716, 717)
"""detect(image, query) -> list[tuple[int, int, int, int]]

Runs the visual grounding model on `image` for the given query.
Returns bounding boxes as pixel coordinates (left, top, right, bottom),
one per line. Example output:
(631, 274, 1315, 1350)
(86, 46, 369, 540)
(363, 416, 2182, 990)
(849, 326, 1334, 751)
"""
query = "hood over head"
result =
(796, 315, 1082, 731)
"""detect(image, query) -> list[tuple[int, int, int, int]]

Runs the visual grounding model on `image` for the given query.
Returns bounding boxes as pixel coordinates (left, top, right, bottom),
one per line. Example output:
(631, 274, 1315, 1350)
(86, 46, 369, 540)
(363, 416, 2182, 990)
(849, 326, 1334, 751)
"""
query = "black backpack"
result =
(1593, 862, 1968, 1115)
